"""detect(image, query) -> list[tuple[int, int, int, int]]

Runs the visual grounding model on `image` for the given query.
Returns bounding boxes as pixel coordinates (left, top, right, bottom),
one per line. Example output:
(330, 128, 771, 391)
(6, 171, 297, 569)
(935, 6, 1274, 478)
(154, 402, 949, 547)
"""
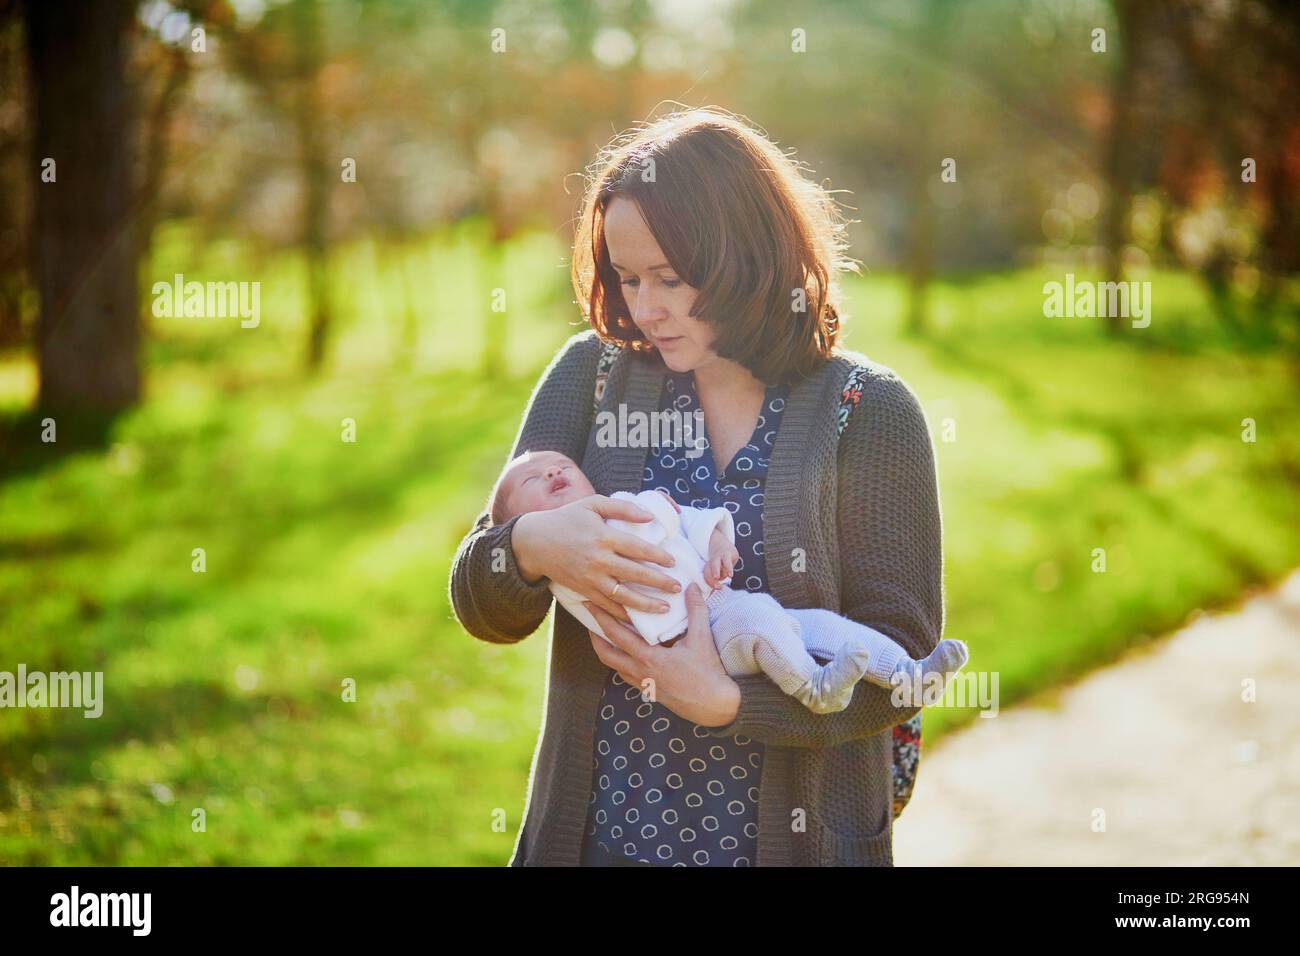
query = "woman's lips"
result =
(654, 336, 683, 348)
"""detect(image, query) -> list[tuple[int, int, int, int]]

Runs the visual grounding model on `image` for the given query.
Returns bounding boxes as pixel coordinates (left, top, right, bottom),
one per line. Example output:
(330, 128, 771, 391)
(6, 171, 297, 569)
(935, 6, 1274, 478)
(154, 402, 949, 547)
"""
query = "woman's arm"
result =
(701, 370, 944, 747)
(447, 331, 603, 644)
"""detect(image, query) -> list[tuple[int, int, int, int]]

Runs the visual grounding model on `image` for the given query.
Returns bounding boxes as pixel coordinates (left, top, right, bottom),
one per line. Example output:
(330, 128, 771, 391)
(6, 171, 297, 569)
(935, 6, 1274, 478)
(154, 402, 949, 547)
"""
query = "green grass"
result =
(1, 227, 1298, 863)
(840, 268, 1300, 732)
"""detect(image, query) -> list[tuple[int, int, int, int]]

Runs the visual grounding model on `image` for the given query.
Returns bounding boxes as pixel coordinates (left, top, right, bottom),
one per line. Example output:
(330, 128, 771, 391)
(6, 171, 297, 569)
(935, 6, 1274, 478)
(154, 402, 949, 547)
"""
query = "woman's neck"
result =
(691, 353, 764, 403)
(688, 353, 767, 476)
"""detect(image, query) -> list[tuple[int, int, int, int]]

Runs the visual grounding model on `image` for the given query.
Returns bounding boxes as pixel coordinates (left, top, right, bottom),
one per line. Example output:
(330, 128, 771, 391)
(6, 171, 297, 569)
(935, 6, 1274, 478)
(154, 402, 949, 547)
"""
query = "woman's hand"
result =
(511, 494, 681, 623)
(585, 584, 741, 727)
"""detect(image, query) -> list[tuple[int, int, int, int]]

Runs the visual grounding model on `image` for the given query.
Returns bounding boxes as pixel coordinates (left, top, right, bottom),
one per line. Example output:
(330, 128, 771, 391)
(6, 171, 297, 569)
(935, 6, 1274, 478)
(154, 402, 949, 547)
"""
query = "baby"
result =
(491, 449, 967, 714)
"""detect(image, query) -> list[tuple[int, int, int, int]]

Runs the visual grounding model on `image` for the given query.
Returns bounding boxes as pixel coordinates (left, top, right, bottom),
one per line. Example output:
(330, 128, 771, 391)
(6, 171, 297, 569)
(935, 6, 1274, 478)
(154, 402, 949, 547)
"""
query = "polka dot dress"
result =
(581, 370, 790, 867)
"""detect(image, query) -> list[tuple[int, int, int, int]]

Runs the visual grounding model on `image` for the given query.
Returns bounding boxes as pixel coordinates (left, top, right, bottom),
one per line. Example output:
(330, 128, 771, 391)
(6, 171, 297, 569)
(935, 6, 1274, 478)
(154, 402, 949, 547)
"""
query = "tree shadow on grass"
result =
(923, 335, 1282, 586)
(0, 408, 117, 485)
(0, 528, 99, 561)
(921, 334, 1300, 487)
(1129, 480, 1271, 586)
(923, 336, 1147, 478)
(0, 677, 327, 795)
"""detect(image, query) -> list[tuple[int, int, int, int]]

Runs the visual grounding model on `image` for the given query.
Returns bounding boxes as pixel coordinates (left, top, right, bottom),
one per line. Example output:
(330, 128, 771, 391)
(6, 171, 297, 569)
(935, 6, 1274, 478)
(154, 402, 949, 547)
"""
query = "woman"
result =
(449, 108, 944, 867)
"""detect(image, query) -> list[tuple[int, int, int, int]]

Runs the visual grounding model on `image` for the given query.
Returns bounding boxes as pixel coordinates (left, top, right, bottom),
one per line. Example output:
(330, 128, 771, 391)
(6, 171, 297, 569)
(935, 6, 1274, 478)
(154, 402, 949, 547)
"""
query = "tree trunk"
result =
(137, 46, 190, 270)
(292, 0, 331, 372)
(395, 238, 420, 367)
(480, 231, 507, 381)
(901, 0, 948, 338)
(0, 19, 27, 351)
(478, 176, 513, 381)
(24, 0, 140, 414)
(905, 168, 934, 338)
(1099, 0, 1141, 338)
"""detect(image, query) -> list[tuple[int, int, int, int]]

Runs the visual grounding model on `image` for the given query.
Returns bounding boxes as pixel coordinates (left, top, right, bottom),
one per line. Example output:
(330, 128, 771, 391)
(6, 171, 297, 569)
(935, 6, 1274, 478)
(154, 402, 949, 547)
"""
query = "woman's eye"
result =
(662, 278, 681, 288)
(620, 277, 638, 288)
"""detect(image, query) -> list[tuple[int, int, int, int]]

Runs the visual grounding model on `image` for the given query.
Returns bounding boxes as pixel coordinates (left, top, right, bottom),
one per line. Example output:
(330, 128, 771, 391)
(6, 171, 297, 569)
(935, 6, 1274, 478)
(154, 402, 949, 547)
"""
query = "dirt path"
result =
(893, 569, 1300, 866)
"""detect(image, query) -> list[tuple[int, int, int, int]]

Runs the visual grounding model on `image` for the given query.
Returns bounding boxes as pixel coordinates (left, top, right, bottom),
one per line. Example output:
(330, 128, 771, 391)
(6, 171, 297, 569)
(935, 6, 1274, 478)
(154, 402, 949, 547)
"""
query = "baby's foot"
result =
(805, 643, 871, 714)
(895, 639, 968, 693)
(927, 638, 969, 677)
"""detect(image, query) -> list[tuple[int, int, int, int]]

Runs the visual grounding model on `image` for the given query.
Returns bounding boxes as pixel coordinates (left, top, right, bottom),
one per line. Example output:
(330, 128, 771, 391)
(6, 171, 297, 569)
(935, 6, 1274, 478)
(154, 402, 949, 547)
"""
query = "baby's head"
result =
(489, 450, 596, 525)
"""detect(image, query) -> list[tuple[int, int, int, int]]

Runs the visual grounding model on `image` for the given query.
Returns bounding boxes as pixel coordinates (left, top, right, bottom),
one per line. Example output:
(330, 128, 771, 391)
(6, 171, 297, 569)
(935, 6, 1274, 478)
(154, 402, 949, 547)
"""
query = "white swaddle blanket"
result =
(551, 490, 734, 646)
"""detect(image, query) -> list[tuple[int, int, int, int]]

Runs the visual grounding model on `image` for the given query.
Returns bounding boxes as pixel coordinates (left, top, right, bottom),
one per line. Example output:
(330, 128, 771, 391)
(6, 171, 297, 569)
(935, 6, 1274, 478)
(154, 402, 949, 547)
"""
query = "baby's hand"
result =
(655, 490, 682, 513)
(704, 528, 739, 590)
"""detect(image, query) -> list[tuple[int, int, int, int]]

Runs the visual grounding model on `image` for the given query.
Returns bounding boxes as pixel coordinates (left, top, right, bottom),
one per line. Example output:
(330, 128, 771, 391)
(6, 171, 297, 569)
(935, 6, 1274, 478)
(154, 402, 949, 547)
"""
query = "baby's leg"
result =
(704, 589, 871, 713)
(788, 607, 969, 694)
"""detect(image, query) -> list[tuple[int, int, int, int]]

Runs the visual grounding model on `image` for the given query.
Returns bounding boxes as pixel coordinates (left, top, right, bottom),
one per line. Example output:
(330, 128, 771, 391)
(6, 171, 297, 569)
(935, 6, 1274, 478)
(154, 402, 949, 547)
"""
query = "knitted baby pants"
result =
(702, 587, 907, 714)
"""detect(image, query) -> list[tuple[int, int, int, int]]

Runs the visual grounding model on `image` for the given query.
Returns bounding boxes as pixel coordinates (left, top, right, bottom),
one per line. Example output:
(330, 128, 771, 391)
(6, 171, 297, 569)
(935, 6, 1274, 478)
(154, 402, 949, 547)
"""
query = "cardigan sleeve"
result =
(447, 330, 604, 644)
(703, 370, 945, 748)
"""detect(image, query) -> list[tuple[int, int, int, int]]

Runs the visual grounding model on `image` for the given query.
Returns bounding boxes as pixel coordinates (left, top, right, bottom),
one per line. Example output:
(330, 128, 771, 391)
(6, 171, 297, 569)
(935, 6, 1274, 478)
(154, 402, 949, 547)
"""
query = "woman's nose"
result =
(631, 287, 664, 324)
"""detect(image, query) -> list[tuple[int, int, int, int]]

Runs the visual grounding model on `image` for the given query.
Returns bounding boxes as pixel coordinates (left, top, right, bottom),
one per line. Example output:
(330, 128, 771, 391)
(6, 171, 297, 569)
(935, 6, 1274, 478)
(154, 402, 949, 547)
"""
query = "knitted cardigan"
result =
(448, 330, 945, 866)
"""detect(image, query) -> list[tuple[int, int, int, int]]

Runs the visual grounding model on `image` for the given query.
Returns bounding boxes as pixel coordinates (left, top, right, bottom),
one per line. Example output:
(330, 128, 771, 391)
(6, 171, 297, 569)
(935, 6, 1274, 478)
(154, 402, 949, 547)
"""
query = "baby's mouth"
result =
(549, 475, 570, 494)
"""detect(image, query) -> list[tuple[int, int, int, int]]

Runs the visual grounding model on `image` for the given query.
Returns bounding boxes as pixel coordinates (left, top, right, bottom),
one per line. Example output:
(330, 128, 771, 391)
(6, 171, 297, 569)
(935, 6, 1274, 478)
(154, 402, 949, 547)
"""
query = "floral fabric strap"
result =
(591, 340, 622, 415)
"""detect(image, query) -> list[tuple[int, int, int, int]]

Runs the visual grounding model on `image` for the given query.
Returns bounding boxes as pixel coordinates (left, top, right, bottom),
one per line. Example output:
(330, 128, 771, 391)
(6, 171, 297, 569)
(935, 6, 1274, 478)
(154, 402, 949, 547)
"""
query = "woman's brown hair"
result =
(571, 107, 857, 385)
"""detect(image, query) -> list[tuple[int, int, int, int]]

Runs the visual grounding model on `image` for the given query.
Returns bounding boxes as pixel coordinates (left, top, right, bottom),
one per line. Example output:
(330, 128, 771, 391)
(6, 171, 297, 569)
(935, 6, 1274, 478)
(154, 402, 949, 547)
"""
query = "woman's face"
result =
(603, 197, 717, 373)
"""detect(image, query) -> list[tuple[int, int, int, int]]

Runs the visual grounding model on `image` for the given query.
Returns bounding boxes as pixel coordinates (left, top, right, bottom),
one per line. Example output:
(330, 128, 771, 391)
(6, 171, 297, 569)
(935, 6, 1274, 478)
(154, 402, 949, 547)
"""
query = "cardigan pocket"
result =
(811, 814, 893, 867)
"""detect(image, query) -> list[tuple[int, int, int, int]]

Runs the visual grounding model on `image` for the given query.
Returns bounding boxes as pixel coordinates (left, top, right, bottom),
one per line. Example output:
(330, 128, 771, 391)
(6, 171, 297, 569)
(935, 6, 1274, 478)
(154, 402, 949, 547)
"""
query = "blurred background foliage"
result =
(0, 0, 1297, 864)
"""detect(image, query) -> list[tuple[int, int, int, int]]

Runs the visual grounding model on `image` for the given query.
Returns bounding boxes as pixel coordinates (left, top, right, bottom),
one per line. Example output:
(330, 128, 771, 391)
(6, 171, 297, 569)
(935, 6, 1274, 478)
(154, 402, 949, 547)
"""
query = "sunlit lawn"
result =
(1, 225, 1297, 863)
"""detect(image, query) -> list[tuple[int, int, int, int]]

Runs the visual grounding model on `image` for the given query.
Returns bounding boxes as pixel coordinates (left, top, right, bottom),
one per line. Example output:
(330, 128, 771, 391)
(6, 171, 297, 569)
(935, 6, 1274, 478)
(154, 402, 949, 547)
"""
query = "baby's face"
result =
(498, 451, 596, 519)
